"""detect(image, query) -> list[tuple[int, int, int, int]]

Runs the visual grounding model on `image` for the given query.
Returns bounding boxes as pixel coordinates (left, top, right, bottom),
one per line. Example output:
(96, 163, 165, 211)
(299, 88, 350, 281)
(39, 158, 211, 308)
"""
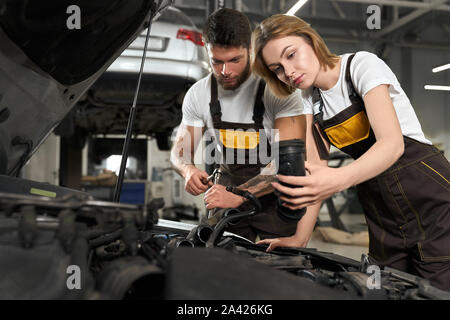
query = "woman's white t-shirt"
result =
(301, 51, 431, 145)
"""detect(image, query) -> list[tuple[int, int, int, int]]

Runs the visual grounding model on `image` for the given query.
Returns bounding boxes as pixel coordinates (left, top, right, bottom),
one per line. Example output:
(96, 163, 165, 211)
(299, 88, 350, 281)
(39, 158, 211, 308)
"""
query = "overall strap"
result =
(312, 52, 359, 117)
(252, 79, 266, 127)
(312, 124, 330, 160)
(209, 75, 222, 128)
(310, 53, 362, 160)
(312, 87, 324, 127)
(345, 53, 363, 104)
(210, 75, 267, 128)
(312, 87, 330, 160)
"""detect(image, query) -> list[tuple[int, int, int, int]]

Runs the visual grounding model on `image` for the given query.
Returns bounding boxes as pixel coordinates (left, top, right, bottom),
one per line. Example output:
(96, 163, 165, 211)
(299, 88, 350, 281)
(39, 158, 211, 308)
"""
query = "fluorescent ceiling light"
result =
(424, 85, 450, 91)
(432, 63, 450, 73)
(286, 0, 309, 16)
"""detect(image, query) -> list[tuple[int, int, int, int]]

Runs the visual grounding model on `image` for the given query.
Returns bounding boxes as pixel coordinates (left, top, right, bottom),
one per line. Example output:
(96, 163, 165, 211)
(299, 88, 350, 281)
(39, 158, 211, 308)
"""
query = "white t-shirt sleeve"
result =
(264, 87, 305, 119)
(351, 51, 398, 98)
(301, 88, 314, 115)
(181, 86, 205, 127)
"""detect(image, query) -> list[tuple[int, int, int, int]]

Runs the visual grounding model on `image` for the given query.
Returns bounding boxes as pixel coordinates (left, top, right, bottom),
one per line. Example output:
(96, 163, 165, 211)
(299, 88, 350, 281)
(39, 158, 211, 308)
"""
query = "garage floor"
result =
(309, 209, 369, 262)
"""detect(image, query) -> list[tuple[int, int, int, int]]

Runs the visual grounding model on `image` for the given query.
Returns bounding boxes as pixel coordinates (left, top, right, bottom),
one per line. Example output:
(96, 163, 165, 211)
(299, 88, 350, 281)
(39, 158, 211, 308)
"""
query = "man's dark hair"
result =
(202, 8, 252, 48)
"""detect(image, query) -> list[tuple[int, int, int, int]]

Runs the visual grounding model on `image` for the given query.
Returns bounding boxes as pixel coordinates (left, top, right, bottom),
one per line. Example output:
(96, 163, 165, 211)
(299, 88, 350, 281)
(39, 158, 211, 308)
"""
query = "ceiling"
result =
(173, 0, 450, 52)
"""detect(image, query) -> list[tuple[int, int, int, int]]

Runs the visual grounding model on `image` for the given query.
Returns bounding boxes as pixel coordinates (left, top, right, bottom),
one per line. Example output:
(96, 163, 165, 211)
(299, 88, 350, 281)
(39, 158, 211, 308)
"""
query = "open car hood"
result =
(0, 0, 172, 176)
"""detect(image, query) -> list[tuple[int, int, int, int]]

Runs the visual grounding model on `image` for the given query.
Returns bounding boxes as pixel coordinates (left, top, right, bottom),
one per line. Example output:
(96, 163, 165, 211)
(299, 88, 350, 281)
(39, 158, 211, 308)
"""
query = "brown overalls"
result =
(207, 75, 297, 242)
(312, 54, 450, 291)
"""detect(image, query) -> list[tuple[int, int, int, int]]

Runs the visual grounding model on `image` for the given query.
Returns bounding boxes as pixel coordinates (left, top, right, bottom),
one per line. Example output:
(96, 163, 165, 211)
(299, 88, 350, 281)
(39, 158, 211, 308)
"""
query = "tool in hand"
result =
(202, 167, 222, 185)
(203, 168, 222, 219)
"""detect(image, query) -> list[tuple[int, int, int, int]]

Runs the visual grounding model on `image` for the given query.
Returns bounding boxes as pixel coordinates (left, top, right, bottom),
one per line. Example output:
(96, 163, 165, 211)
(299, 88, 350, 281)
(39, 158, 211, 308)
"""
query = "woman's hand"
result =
(204, 184, 245, 209)
(257, 235, 307, 252)
(258, 201, 322, 252)
(272, 162, 350, 210)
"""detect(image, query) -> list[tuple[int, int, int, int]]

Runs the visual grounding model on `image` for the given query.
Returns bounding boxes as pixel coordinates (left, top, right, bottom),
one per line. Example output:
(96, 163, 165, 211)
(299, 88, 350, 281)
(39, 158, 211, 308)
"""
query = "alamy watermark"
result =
(366, 265, 381, 289)
(66, 5, 81, 30)
(66, 5, 382, 32)
(66, 265, 81, 290)
(366, 5, 381, 30)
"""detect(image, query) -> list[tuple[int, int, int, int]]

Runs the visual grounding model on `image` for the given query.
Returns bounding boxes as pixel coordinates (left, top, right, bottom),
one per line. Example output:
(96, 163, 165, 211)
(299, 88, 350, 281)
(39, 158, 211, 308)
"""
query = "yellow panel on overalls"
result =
(324, 111, 371, 149)
(219, 129, 260, 149)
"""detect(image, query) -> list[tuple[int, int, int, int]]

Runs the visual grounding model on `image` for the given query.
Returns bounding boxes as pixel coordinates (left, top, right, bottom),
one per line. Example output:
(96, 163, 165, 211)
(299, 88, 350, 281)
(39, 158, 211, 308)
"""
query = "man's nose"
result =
(221, 63, 231, 77)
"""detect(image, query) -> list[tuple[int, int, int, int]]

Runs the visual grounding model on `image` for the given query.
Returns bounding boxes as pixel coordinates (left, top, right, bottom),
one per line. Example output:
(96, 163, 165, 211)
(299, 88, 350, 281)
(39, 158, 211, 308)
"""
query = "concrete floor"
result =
(308, 201, 369, 262)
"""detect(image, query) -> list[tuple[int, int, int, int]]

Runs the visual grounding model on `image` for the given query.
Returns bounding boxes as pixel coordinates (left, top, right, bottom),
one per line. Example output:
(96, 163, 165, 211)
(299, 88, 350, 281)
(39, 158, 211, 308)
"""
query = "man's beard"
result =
(215, 58, 251, 91)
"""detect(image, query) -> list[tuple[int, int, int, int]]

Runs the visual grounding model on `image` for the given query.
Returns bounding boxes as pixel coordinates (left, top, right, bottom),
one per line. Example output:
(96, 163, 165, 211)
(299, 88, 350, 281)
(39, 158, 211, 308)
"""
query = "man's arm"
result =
(170, 123, 212, 195)
(170, 124, 202, 177)
(237, 115, 306, 197)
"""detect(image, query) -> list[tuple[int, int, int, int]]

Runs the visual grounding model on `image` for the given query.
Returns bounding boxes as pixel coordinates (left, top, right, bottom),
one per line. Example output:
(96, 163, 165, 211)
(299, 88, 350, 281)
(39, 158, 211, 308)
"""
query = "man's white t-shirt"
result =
(182, 73, 304, 143)
(301, 51, 431, 145)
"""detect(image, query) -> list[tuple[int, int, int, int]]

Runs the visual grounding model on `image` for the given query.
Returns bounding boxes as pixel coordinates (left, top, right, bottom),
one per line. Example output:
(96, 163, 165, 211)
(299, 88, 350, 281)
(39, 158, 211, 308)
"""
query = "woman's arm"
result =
(261, 84, 403, 250)
(273, 84, 404, 210)
(258, 114, 328, 250)
(338, 84, 404, 186)
(258, 202, 321, 251)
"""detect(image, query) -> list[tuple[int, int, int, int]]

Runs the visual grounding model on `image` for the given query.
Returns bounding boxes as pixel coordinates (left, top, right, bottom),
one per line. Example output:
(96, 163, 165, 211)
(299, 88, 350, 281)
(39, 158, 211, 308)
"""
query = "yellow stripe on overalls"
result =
(324, 111, 371, 149)
(219, 129, 260, 149)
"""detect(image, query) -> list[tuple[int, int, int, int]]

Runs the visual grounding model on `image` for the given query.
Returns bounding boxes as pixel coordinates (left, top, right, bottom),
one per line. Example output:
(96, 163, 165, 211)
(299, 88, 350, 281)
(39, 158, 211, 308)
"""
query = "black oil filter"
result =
(275, 139, 306, 222)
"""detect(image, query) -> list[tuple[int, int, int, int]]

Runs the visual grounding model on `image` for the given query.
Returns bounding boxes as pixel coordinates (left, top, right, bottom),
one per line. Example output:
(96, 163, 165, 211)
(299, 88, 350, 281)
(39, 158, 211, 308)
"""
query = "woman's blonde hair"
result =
(252, 14, 339, 97)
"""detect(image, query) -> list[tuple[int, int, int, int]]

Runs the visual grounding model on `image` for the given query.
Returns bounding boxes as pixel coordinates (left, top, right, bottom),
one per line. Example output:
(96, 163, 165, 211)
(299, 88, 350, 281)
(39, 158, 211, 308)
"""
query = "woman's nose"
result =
(284, 66, 295, 80)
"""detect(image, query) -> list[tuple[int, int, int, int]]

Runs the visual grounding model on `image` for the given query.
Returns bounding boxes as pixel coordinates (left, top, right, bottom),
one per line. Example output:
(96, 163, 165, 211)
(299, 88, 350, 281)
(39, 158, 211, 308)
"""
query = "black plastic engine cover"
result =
(166, 247, 359, 300)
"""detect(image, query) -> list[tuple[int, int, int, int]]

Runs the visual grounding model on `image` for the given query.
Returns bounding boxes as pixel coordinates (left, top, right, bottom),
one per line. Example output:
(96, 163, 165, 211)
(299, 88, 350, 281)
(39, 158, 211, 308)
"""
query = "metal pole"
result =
(113, 17, 154, 202)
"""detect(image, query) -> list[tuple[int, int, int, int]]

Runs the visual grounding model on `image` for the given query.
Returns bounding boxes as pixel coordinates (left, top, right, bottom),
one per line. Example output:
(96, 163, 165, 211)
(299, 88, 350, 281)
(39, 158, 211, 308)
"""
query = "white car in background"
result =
(108, 6, 209, 89)
(72, 6, 210, 150)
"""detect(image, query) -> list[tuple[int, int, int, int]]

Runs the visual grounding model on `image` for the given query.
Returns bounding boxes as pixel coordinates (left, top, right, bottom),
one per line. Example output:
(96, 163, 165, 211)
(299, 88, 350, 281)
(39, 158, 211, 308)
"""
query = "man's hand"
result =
(185, 166, 213, 196)
(204, 184, 245, 209)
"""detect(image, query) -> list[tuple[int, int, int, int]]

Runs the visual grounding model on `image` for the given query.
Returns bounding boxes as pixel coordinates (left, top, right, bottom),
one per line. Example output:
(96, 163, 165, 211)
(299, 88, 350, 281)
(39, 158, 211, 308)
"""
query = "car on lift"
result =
(61, 6, 210, 150)
(0, 0, 449, 301)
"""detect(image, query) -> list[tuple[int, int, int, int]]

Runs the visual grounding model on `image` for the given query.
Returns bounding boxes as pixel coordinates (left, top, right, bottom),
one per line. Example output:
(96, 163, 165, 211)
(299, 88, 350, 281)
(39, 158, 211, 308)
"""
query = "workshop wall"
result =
(327, 41, 450, 158)
(148, 137, 207, 220)
(22, 133, 60, 185)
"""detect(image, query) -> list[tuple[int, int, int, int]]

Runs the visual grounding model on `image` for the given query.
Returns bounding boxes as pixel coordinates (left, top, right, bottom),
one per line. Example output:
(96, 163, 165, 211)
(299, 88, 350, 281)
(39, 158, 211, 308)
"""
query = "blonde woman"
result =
(252, 14, 450, 291)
